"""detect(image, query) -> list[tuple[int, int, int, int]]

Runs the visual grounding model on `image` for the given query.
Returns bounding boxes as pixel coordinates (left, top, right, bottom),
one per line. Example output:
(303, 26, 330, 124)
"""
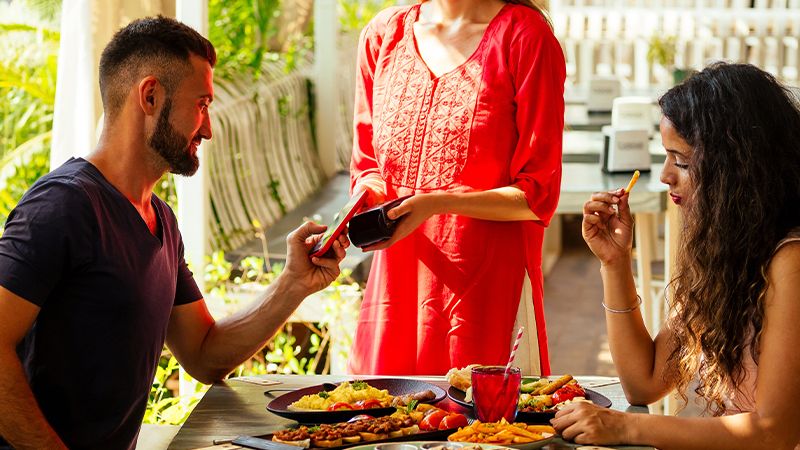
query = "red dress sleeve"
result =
(508, 22, 566, 227)
(349, 19, 388, 198)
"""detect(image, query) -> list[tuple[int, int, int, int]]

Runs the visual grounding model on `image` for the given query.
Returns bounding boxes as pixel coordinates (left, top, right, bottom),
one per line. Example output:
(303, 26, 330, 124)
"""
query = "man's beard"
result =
(148, 98, 200, 176)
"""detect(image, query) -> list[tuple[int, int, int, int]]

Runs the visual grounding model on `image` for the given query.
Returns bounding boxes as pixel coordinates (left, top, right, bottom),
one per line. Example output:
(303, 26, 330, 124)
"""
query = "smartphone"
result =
(309, 190, 368, 258)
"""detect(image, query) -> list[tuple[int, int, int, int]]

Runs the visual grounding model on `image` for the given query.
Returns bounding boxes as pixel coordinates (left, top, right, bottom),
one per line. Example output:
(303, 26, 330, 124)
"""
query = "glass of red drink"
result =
(471, 365, 521, 422)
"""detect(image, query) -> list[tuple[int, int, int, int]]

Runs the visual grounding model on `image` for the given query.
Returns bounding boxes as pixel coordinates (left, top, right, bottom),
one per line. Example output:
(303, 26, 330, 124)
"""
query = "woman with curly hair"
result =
(553, 62, 800, 449)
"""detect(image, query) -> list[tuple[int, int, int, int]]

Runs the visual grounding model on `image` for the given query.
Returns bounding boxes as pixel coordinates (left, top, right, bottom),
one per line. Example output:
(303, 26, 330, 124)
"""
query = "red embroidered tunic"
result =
(348, 3, 565, 376)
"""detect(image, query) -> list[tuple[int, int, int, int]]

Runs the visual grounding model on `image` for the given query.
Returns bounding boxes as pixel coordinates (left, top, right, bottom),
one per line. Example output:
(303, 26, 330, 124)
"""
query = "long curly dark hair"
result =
(658, 63, 800, 415)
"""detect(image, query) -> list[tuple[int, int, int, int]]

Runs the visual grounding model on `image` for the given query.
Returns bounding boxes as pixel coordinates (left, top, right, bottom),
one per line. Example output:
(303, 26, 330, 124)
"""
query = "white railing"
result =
(336, 31, 360, 171)
(206, 60, 325, 251)
(205, 26, 362, 253)
(552, 6, 800, 87)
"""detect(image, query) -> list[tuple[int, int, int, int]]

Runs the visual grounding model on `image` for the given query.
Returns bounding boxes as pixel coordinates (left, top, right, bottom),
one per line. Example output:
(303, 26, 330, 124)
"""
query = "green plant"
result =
(143, 354, 208, 425)
(338, 0, 396, 33)
(203, 248, 329, 376)
(153, 173, 178, 211)
(0, 145, 49, 229)
(16, 0, 61, 23)
(318, 269, 362, 374)
(209, 0, 283, 79)
(0, 2, 59, 229)
(0, 17, 59, 159)
(646, 35, 677, 69)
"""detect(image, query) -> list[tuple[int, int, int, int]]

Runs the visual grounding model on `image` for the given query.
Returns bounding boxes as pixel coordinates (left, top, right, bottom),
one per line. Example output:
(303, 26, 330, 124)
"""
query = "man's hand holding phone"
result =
(308, 190, 368, 258)
(283, 221, 349, 296)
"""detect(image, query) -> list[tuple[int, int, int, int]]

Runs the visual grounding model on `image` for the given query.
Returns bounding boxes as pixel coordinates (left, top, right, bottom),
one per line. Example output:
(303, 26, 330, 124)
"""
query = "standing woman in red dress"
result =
(348, 0, 565, 376)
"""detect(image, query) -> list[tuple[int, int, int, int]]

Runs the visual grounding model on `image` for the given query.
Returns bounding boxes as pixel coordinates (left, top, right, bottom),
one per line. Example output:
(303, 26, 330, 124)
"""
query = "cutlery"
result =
(584, 379, 621, 389)
(212, 436, 301, 450)
(263, 382, 338, 397)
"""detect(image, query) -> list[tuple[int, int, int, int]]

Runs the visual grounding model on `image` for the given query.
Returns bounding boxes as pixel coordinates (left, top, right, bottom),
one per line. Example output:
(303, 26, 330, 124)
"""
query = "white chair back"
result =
(588, 76, 623, 112)
(611, 96, 655, 131)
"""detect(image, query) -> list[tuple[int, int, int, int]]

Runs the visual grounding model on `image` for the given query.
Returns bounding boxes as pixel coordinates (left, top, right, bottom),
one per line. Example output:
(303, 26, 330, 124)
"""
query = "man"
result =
(0, 16, 347, 449)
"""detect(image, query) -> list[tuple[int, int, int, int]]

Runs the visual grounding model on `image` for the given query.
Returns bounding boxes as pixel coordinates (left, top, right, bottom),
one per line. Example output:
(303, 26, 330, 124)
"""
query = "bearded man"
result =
(0, 16, 347, 450)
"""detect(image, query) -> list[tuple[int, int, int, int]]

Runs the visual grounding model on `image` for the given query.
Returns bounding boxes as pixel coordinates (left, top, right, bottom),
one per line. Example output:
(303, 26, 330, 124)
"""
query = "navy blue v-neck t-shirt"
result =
(0, 158, 202, 449)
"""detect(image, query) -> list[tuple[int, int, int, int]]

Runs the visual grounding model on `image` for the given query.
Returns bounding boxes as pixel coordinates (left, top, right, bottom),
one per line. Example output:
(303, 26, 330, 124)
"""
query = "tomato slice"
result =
(419, 409, 449, 431)
(438, 413, 468, 430)
(353, 399, 383, 410)
(551, 384, 585, 405)
(327, 402, 354, 411)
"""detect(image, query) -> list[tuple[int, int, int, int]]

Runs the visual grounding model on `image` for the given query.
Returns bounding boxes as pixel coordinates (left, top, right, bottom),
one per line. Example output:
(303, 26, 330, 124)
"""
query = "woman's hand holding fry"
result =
(582, 188, 634, 267)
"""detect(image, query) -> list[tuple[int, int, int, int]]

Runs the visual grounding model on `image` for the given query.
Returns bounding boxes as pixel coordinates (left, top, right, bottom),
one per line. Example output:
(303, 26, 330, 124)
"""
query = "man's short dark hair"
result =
(99, 15, 216, 120)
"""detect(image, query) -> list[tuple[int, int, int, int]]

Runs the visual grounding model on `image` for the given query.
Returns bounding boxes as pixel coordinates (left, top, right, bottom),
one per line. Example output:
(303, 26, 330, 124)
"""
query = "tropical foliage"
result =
(209, 0, 287, 78)
(339, 0, 396, 33)
(0, 1, 59, 227)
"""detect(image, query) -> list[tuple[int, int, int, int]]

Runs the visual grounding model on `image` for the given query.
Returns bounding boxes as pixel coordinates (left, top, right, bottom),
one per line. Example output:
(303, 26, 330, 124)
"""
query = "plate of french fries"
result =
(447, 419, 554, 450)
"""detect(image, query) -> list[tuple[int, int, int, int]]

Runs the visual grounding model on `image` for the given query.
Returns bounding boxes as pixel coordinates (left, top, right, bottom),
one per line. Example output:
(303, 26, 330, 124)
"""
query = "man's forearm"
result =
(0, 348, 66, 449)
(600, 262, 671, 403)
(191, 274, 309, 382)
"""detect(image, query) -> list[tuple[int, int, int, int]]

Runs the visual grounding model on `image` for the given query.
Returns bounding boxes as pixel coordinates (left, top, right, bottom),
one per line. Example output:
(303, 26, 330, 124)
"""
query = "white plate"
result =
(452, 437, 555, 450)
(347, 442, 511, 450)
(344, 438, 554, 450)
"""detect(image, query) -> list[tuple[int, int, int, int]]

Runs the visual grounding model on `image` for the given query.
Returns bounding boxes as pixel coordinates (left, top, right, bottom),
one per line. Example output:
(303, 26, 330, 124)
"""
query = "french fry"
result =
(624, 170, 640, 194)
(476, 423, 500, 434)
(448, 419, 553, 445)
(448, 428, 475, 440)
(506, 426, 538, 439)
(525, 424, 556, 434)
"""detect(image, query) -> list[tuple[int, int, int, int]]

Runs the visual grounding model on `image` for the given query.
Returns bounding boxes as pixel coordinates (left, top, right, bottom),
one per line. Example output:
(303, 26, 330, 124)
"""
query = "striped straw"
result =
(504, 326, 525, 378)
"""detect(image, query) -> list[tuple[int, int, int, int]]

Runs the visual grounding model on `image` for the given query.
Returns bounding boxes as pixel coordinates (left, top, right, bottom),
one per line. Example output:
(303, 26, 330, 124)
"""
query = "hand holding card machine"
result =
(348, 195, 412, 248)
(309, 190, 368, 258)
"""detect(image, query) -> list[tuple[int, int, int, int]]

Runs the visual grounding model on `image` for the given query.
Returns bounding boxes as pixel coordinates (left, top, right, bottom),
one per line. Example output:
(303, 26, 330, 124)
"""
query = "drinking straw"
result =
(504, 326, 525, 379)
(487, 327, 524, 422)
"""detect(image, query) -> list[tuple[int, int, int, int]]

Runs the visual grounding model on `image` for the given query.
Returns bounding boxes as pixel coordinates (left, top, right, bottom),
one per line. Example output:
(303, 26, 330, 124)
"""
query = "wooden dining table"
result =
(166, 374, 655, 450)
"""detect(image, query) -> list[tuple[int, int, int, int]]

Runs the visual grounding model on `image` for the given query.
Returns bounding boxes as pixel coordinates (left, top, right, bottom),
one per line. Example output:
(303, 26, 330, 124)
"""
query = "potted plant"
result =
(646, 35, 688, 85)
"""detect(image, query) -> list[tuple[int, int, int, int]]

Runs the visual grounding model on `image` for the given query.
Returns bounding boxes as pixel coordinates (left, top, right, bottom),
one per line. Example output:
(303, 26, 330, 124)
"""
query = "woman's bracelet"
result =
(602, 295, 642, 314)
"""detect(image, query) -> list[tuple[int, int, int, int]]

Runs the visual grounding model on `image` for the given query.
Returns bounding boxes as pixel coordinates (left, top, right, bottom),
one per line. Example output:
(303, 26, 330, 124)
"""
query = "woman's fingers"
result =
(559, 422, 583, 441)
(551, 406, 585, 441)
(573, 432, 592, 445)
(617, 192, 634, 222)
(551, 405, 576, 429)
(584, 200, 617, 216)
(583, 213, 606, 230)
(590, 190, 622, 204)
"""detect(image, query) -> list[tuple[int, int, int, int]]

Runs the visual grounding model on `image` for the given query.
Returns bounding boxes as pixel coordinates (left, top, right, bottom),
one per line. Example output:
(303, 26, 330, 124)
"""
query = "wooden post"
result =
(314, 0, 340, 177)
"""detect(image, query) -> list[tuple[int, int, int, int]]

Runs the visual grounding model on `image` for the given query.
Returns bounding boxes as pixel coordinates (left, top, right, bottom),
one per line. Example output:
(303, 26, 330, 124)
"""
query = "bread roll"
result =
(446, 364, 480, 391)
